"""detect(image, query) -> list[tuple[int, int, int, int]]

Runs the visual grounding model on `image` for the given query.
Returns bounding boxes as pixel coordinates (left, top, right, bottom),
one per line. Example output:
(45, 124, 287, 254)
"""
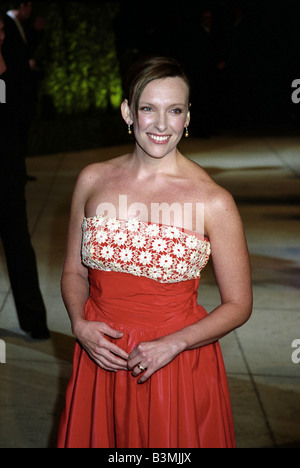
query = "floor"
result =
(0, 134, 299, 448)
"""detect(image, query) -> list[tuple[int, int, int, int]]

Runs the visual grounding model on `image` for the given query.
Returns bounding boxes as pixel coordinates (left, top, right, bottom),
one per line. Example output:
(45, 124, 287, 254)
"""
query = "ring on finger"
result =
(138, 364, 145, 371)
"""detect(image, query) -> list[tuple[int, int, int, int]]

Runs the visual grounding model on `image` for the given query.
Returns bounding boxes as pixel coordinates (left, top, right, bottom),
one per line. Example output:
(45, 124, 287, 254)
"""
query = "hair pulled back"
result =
(124, 56, 190, 118)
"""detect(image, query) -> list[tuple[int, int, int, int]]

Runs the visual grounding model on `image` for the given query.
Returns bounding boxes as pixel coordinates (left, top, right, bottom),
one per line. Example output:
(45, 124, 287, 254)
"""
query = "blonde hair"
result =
(124, 56, 190, 119)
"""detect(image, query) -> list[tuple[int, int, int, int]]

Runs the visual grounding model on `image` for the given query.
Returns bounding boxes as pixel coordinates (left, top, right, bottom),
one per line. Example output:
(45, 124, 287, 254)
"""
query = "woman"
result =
(57, 57, 252, 448)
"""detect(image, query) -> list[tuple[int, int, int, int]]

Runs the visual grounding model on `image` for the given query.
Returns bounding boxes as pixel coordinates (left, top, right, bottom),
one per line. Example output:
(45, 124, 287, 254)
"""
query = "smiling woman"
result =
(121, 75, 190, 160)
(120, 57, 191, 163)
(58, 56, 252, 449)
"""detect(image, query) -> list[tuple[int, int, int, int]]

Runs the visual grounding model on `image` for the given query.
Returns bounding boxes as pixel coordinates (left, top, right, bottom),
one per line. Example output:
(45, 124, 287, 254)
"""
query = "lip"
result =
(147, 133, 171, 144)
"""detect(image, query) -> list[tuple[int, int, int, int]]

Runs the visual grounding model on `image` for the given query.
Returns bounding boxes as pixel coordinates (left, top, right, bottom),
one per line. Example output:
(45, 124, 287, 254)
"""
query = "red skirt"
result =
(57, 270, 235, 448)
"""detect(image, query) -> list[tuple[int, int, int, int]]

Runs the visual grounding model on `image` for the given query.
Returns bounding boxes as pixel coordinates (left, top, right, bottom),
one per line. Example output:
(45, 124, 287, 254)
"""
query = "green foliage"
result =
(41, 2, 122, 114)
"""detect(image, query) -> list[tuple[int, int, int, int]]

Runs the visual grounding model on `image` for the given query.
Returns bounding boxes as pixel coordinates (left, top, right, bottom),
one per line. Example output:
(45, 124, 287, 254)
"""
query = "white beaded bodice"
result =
(81, 215, 211, 284)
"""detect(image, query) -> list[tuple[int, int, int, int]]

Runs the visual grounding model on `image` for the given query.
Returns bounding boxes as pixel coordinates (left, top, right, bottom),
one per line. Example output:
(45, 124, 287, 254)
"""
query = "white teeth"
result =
(149, 134, 170, 142)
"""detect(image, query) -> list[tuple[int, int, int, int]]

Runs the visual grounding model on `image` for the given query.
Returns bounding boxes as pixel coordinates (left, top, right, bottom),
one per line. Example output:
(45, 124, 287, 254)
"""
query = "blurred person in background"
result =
(0, 6, 49, 340)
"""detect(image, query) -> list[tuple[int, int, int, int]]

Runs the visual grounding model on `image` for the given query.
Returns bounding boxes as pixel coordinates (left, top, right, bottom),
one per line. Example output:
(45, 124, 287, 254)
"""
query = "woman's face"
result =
(133, 77, 190, 160)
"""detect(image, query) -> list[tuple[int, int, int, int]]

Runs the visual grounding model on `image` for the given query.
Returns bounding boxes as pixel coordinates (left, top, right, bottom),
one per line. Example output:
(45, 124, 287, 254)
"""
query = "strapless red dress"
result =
(57, 216, 235, 448)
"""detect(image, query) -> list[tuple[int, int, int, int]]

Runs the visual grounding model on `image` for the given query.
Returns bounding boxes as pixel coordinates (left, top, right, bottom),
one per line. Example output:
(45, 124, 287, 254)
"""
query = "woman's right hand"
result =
(73, 319, 129, 372)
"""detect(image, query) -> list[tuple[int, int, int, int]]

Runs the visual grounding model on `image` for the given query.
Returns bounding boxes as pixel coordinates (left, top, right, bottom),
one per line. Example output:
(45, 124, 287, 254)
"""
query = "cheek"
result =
(176, 116, 187, 130)
(170, 116, 187, 134)
(137, 114, 153, 130)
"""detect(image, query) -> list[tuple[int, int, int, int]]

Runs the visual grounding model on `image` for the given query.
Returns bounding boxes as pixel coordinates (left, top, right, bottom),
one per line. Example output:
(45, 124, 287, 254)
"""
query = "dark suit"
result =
(0, 13, 49, 338)
(1, 13, 35, 185)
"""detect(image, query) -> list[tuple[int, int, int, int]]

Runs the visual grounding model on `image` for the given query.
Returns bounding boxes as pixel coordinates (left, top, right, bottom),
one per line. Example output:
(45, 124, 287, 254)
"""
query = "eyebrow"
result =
(139, 101, 187, 107)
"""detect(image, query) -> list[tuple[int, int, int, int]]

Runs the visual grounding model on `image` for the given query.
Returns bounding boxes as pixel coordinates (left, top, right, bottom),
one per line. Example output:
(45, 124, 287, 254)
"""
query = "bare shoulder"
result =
(202, 177, 243, 241)
(185, 157, 235, 208)
(76, 154, 130, 189)
(205, 179, 236, 215)
(184, 158, 240, 234)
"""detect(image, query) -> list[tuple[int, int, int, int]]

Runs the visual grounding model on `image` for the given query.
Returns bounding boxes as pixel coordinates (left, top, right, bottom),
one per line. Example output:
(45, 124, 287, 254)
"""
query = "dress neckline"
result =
(83, 214, 210, 243)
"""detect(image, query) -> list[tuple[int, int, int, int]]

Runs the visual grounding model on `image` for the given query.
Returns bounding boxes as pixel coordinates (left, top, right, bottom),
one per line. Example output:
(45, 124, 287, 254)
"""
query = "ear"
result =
(185, 104, 191, 127)
(121, 99, 133, 126)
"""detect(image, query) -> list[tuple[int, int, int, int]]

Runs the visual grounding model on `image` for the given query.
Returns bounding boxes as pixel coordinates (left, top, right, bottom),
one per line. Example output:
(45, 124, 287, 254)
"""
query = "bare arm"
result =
(61, 167, 91, 331)
(174, 189, 253, 349)
(128, 189, 252, 382)
(61, 166, 128, 371)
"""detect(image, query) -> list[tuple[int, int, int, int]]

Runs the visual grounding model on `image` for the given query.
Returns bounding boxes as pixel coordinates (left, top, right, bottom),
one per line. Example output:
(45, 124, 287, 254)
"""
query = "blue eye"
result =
(171, 108, 183, 114)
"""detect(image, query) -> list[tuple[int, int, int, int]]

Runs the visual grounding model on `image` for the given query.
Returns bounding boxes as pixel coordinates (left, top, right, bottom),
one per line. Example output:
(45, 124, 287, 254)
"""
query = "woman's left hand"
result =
(127, 335, 185, 383)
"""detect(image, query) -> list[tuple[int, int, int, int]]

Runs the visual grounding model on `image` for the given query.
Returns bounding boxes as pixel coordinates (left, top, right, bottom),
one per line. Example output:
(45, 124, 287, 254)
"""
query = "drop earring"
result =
(185, 126, 189, 138)
(128, 123, 132, 135)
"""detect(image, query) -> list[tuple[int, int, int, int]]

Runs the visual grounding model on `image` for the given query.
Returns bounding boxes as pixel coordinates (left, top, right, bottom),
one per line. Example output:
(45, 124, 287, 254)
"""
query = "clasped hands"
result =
(74, 320, 184, 384)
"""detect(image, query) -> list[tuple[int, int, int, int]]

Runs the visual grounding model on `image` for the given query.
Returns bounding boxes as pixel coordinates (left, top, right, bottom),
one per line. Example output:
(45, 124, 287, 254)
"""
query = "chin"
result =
(137, 137, 180, 159)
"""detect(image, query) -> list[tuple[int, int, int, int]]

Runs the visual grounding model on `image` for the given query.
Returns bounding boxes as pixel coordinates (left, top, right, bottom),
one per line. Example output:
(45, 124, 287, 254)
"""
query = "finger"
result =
(96, 357, 118, 372)
(92, 350, 128, 371)
(95, 347, 128, 369)
(101, 323, 124, 339)
(137, 368, 153, 384)
(131, 362, 148, 377)
(127, 349, 144, 370)
(100, 357, 128, 372)
(127, 357, 141, 371)
(103, 340, 129, 361)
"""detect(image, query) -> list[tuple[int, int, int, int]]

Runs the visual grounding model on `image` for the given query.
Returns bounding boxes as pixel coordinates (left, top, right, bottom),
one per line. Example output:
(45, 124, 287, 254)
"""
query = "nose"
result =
(154, 112, 168, 133)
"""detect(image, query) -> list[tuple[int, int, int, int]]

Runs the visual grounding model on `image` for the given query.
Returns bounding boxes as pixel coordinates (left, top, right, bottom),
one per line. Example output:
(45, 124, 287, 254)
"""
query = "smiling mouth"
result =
(147, 133, 171, 144)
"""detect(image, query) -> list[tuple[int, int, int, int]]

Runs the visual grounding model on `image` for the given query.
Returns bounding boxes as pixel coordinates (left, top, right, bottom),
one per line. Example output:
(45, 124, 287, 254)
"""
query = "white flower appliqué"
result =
(81, 215, 211, 283)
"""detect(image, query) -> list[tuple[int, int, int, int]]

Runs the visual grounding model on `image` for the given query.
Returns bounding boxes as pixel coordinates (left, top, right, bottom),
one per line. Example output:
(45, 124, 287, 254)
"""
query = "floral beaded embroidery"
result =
(81, 215, 211, 284)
